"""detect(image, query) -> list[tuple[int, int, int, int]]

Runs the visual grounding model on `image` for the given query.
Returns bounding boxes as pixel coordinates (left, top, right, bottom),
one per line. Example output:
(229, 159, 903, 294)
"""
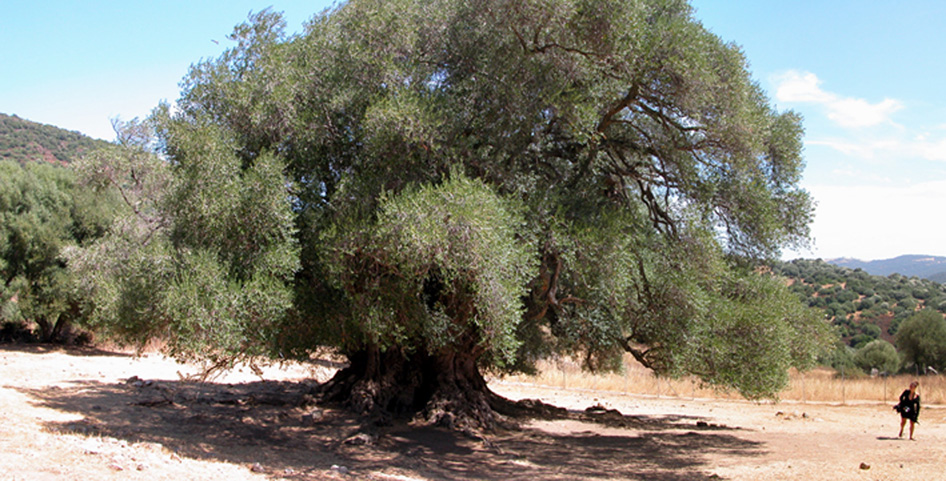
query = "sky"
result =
(2, 1, 944, 261)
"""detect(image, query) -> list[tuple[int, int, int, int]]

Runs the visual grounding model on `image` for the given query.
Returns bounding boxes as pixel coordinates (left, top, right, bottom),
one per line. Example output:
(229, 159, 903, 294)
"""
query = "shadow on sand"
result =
(0, 341, 135, 357)
(19, 369, 764, 480)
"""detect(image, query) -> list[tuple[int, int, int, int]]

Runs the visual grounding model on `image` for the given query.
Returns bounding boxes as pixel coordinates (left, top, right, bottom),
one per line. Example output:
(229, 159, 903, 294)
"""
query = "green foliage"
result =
(895, 309, 946, 372)
(677, 270, 832, 398)
(0, 159, 116, 340)
(820, 341, 859, 377)
(80, 0, 827, 400)
(319, 172, 536, 364)
(68, 119, 298, 364)
(773, 259, 946, 352)
(854, 339, 900, 375)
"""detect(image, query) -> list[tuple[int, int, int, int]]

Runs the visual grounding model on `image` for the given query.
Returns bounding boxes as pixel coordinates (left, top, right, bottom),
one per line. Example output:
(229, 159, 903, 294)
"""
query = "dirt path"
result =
(490, 383, 946, 480)
(2, 344, 944, 480)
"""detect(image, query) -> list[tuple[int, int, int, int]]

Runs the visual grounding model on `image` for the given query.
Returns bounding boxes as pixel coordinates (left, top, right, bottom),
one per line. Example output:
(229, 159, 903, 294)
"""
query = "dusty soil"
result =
(2, 344, 945, 480)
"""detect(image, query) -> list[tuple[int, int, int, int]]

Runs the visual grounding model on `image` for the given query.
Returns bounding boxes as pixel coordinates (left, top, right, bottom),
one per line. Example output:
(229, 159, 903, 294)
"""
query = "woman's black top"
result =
(897, 389, 920, 422)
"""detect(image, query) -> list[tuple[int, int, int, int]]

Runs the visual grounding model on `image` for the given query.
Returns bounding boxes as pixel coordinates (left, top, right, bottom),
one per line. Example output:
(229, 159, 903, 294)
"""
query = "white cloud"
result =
(774, 71, 834, 103)
(911, 136, 946, 162)
(771, 72, 946, 261)
(808, 138, 896, 159)
(773, 70, 902, 128)
(825, 97, 902, 128)
(809, 134, 946, 162)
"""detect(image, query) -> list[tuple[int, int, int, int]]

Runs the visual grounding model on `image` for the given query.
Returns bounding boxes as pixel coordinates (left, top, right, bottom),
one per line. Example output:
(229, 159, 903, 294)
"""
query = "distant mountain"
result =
(827, 255, 946, 282)
(0, 113, 110, 165)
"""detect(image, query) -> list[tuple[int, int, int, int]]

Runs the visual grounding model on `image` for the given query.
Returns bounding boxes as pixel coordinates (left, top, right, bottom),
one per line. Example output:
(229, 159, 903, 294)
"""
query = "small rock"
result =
(696, 421, 709, 428)
(250, 462, 266, 473)
(136, 464, 146, 471)
(860, 462, 870, 470)
(343, 433, 375, 446)
(331, 464, 350, 474)
(107, 463, 124, 471)
(302, 408, 324, 425)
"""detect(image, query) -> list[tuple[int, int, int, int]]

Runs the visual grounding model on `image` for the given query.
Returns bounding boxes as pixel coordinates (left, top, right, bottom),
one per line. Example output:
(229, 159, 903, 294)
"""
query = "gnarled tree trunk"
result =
(317, 340, 509, 431)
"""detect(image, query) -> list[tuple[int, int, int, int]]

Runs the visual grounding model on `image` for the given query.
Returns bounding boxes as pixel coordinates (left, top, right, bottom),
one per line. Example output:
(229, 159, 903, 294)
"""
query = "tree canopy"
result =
(69, 117, 299, 366)
(0, 159, 115, 341)
(896, 309, 946, 373)
(75, 0, 831, 428)
(854, 339, 900, 375)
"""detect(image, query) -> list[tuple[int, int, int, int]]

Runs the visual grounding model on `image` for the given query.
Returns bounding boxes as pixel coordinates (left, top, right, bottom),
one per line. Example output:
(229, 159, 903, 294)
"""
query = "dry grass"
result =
(497, 356, 946, 406)
(781, 367, 946, 405)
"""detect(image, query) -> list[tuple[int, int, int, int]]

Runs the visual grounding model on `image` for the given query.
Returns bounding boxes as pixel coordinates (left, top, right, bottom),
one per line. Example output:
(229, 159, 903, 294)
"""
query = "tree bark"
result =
(35, 317, 56, 343)
(317, 343, 510, 431)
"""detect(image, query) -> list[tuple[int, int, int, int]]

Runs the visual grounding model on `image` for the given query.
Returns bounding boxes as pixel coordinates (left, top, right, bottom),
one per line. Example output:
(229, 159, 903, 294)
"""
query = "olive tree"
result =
(69, 117, 299, 367)
(854, 339, 900, 375)
(0, 160, 115, 341)
(896, 309, 946, 373)
(79, 0, 832, 428)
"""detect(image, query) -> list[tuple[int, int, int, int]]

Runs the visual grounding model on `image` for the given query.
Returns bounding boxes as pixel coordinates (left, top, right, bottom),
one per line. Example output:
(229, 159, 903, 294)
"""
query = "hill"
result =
(0, 113, 110, 165)
(827, 255, 946, 282)
(773, 259, 946, 348)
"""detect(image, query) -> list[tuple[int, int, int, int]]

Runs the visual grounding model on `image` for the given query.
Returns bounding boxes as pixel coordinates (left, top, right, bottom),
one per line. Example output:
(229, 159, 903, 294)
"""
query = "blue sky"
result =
(692, 0, 946, 261)
(2, 1, 944, 261)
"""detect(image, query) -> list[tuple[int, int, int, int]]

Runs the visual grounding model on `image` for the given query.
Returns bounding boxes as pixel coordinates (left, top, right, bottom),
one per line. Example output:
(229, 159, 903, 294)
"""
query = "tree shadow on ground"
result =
(20, 375, 764, 480)
(0, 341, 134, 357)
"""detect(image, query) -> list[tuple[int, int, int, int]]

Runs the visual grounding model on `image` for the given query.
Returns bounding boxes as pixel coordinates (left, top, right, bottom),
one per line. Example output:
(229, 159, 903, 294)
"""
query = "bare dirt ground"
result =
(2, 344, 945, 481)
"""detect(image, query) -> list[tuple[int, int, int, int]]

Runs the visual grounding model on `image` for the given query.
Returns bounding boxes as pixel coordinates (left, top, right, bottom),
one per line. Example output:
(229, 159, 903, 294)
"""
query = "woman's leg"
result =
(899, 417, 906, 437)
(909, 420, 916, 440)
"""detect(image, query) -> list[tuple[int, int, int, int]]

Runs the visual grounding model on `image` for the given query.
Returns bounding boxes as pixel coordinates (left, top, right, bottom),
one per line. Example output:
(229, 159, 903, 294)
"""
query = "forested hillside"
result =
(774, 259, 946, 347)
(0, 113, 110, 165)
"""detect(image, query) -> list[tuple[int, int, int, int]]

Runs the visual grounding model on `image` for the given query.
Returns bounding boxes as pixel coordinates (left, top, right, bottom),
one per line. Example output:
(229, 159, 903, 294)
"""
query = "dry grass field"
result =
(3, 344, 945, 480)
(501, 357, 946, 406)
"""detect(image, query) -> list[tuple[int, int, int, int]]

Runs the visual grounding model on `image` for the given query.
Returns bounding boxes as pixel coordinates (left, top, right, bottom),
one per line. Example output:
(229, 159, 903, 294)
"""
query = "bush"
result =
(899, 298, 918, 311)
(854, 339, 900, 375)
(856, 298, 875, 311)
(836, 290, 859, 303)
(821, 342, 861, 377)
(849, 333, 876, 350)
(912, 288, 932, 300)
(891, 289, 912, 301)
(896, 309, 946, 372)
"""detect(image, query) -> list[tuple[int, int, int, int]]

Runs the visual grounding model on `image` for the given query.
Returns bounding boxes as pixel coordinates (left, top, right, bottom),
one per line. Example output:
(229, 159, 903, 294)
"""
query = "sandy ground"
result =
(2, 344, 944, 481)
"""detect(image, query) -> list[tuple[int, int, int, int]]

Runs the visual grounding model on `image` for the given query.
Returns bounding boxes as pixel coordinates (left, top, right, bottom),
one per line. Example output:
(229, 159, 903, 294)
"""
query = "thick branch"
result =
(618, 336, 654, 369)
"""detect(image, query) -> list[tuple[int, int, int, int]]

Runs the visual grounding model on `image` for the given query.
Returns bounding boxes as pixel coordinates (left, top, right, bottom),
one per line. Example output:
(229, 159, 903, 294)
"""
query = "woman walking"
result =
(895, 381, 920, 440)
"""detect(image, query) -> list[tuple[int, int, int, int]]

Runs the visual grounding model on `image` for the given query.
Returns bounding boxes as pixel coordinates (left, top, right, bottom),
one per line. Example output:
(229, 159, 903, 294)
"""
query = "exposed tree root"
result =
(317, 346, 518, 431)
